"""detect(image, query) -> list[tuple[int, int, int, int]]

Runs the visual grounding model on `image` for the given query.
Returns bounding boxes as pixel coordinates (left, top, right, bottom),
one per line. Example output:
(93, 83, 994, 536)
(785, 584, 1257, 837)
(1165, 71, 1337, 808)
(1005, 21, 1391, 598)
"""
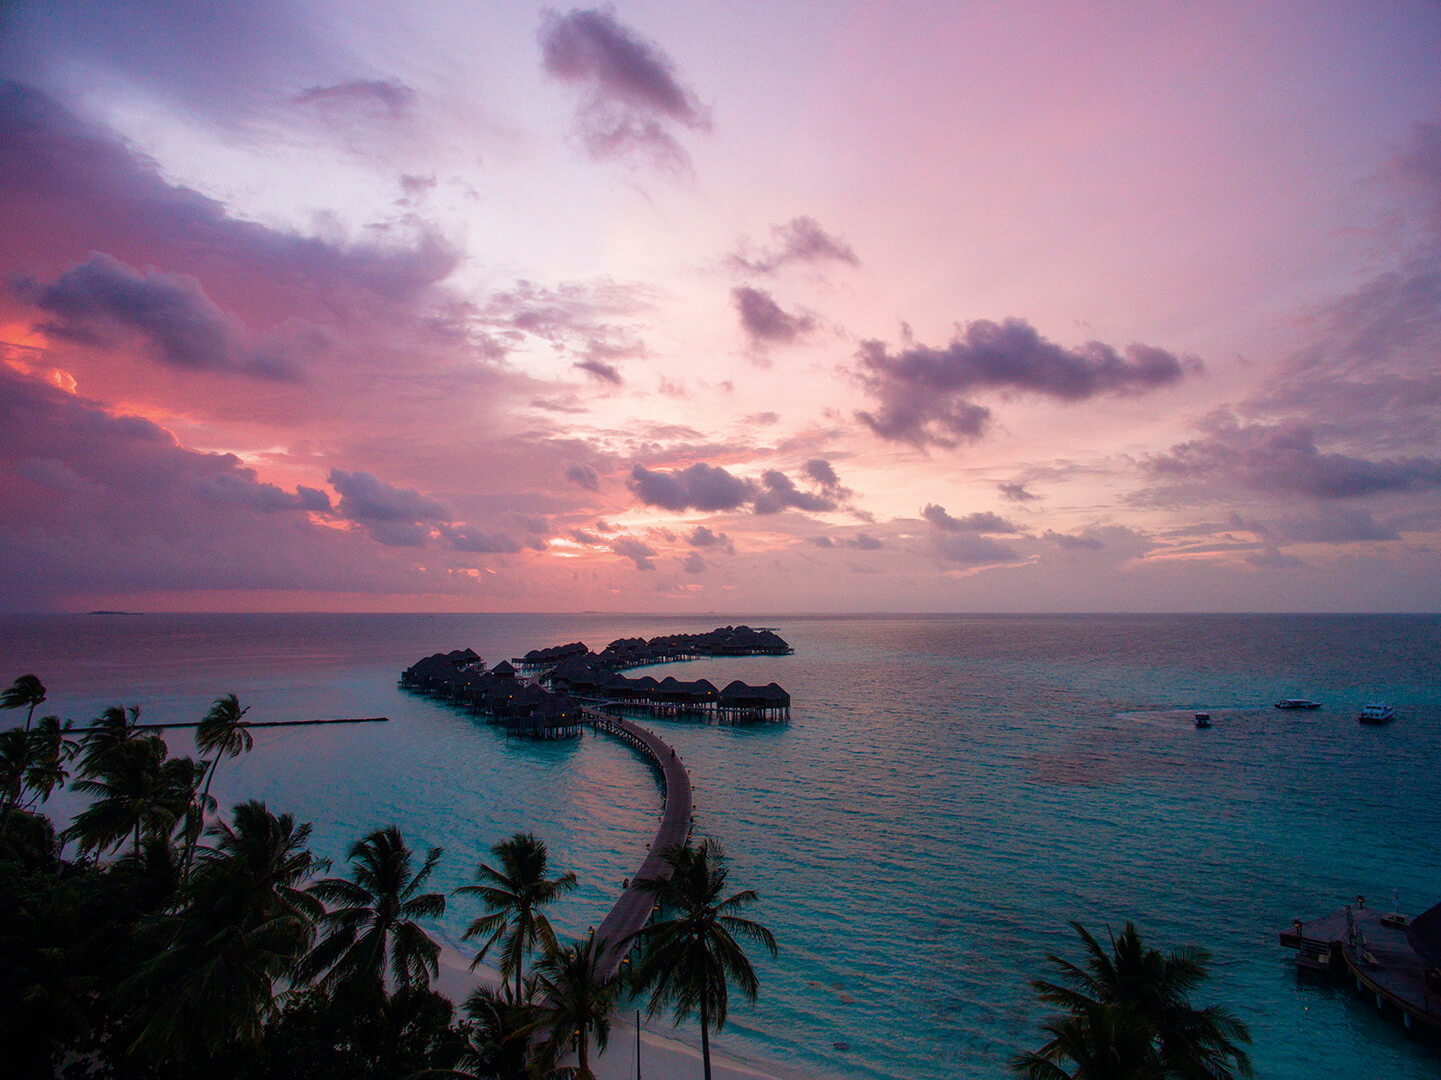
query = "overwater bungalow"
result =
(717, 679, 790, 723)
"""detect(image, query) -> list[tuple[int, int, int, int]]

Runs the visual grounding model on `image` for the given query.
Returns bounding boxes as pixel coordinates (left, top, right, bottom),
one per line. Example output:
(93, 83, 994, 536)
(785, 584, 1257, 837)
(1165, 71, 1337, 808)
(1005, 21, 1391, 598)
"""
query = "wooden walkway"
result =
(582, 705, 693, 982)
(1280, 904, 1441, 1032)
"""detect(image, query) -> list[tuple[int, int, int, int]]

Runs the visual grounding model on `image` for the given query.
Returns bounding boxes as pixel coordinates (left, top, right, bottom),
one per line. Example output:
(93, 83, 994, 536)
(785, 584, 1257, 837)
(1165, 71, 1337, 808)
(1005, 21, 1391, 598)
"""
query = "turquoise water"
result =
(3, 613, 1440, 1079)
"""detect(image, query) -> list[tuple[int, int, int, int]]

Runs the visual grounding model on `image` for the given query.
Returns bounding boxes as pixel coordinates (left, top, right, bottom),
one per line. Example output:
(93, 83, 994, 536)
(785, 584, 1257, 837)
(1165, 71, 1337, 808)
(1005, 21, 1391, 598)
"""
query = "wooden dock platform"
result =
(1281, 903, 1441, 1033)
(583, 706, 693, 982)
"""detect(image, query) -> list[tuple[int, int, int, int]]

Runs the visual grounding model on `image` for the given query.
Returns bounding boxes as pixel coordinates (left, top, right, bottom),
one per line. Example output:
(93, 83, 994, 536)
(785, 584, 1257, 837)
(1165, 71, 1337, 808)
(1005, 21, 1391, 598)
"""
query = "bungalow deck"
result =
(1280, 903, 1441, 1033)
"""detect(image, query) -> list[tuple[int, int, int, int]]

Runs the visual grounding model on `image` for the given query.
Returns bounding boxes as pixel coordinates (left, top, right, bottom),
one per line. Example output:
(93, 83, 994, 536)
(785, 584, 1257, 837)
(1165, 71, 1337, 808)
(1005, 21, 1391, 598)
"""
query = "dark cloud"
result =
(631, 461, 844, 517)
(294, 79, 417, 120)
(539, 7, 710, 169)
(328, 470, 447, 546)
(194, 473, 330, 513)
(686, 525, 732, 551)
(568, 528, 606, 546)
(730, 216, 859, 275)
(565, 462, 600, 490)
(808, 535, 834, 548)
(441, 524, 525, 553)
(847, 532, 883, 550)
(611, 535, 657, 570)
(753, 469, 836, 514)
(1275, 509, 1401, 544)
(803, 458, 841, 489)
(629, 462, 755, 512)
(856, 318, 1196, 447)
(922, 504, 1022, 533)
(574, 357, 623, 384)
(1147, 413, 1441, 499)
(732, 286, 815, 345)
(16, 253, 302, 380)
(999, 481, 1039, 502)
(933, 533, 1021, 565)
(1042, 529, 1104, 551)
(744, 411, 780, 426)
(1246, 548, 1307, 569)
(681, 551, 706, 573)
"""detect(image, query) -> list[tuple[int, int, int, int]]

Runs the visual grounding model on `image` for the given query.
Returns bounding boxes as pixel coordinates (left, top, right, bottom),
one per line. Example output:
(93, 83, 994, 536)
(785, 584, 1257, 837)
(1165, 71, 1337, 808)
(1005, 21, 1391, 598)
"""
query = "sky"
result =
(2, 1, 1440, 613)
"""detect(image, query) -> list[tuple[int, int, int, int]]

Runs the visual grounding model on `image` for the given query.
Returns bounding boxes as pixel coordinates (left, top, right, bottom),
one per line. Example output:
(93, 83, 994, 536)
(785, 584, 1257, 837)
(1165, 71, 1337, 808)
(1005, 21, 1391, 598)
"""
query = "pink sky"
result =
(2, 1, 1440, 612)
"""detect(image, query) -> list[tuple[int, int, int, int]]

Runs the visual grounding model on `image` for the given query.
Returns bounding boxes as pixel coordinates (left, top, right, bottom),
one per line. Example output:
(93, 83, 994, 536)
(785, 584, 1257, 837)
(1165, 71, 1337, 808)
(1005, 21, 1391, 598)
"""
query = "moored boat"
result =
(1359, 702, 1396, 724)
(1274, 698, 1322, 710)
(1194, 712, 1211, 728)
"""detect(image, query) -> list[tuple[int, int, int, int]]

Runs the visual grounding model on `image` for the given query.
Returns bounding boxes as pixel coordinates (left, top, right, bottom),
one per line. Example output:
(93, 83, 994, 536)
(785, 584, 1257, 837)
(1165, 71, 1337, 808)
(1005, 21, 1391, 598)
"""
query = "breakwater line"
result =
(583, 705, 693, 981)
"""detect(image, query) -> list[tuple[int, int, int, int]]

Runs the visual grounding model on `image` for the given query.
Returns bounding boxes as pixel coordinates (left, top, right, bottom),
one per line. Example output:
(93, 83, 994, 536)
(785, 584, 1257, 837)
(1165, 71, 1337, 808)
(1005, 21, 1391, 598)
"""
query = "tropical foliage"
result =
(627, 837, 778, 1080)
(455, 831, 577, 1001)
(1014, 921, 1253, 1080)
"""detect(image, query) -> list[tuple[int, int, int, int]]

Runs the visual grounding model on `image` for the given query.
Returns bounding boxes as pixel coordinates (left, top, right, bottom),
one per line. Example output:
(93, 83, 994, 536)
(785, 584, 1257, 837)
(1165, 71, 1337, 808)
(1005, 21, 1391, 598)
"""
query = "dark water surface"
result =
(3, 613, 1439, 1080)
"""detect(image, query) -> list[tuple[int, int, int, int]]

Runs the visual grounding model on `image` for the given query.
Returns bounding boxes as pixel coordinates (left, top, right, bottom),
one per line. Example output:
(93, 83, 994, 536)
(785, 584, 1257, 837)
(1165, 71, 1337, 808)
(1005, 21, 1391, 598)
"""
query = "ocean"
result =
(3, 612, 1439, 1080)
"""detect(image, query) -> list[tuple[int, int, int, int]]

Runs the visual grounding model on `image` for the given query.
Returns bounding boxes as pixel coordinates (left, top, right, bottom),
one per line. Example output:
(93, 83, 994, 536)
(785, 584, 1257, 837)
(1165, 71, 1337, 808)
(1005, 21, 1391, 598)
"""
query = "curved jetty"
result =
(583, 707, 693, 979)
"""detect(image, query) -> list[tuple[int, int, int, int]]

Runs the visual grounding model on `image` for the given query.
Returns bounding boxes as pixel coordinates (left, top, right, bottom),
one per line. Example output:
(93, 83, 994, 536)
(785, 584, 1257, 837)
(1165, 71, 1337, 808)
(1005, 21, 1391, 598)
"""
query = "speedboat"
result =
(1194, 712, 1211, 728)
(1274, 699, 1321, 710)
(1359, 702, 1395, 724)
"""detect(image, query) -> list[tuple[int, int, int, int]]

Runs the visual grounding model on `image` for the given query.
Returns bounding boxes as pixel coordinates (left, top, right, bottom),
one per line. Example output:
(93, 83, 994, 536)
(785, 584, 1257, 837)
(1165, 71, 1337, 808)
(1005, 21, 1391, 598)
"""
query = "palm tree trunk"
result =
(515, 962, 523, 1003)
(700, 995, 712, 1080)
(25, 701, 36, 732)
(578, 1028, 589, 1078)
(182, 756, 220, 883)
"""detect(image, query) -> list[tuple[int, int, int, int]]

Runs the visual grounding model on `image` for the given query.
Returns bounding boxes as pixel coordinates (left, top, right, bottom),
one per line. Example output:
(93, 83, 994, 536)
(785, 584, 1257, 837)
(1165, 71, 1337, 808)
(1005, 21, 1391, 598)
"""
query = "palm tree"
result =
(117, 803, 324, 1065)
(0, 728, 34, 822)
(181, 693, 254, 881)
(2, 674, 46, 731)
(627, 838, 778, 1080)
(427, 984, 538, 1079)
(1014, 921, 1252, 1080)
(528, 937, 619, 1080)
(455, 831, 577, 1001)
(193, 799, 328, 927)
(300, 824, 446, 995)
(18, 715, 79, 810)
(64, 735, 177, 859)
(77, 704, 142, 779)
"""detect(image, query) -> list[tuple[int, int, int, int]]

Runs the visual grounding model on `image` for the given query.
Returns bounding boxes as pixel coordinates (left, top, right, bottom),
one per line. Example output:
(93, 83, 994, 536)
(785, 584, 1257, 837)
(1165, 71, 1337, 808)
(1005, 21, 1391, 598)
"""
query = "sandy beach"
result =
(435, 945, 828, 1080)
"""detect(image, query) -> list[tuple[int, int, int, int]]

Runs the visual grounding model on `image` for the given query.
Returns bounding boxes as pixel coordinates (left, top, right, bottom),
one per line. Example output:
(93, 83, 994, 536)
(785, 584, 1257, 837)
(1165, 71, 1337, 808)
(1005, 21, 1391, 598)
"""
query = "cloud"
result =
(539, 7, 710, 169)
(1246, 548, 1307, 569)
(1146, 412, 1441, 499)
(440, 524, 526, 553)
(681, 551, 706, 573)
(933, 533, 1021, 565)
(0, 82, 458, 302)
(753, 469, 836, 514)
(565, 463, 600, 490)
(922, 504, 1022, 533)
(855, 318, 1196, 447)
(1274, 509, 1401, 544)
(1041, 529, 1104, 551)
(730, 216, 859, 275)
(610, 535, 657, 570)
(293, 79, 418, 120)
(998, 481, 1039, 502)
(629, 462, 755, 512)
(732, 286, 815, 345)
(803, 458, 842, 489)
(16, 253, 302, 380)
(574, 357, 623, 384)
(847, 532, 883, 550)
(328, 469, 449, 545)
(686, 525, 732, 551)
(567, 528, 606, 546)
(194, 473, 331, 513)
(808, 535, 833, 548)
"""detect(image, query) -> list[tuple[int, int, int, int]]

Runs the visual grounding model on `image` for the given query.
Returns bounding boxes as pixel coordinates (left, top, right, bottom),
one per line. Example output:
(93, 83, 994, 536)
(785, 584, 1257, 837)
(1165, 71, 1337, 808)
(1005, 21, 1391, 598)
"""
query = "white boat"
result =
(1358, 702, 1395, 725)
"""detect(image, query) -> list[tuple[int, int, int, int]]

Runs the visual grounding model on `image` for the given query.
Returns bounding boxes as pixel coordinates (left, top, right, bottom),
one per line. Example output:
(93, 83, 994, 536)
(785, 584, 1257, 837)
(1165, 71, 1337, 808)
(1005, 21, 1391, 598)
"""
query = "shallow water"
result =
(3, 612, 1439, 1080)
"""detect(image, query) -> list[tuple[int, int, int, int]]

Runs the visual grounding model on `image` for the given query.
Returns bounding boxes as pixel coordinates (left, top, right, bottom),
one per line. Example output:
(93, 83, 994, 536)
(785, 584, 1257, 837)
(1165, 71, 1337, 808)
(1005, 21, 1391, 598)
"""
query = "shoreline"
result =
(435, 944, 839, 1080)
